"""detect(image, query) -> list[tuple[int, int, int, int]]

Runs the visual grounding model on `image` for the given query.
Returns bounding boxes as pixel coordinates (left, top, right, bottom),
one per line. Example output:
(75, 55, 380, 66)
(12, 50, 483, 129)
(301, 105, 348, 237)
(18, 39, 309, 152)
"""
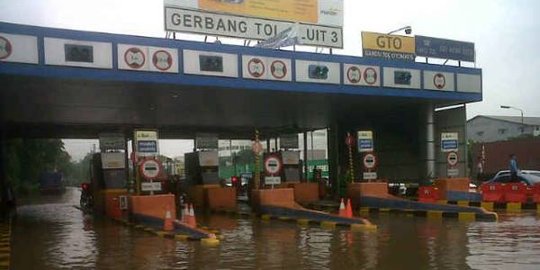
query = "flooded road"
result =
(10, 188, 540, 269)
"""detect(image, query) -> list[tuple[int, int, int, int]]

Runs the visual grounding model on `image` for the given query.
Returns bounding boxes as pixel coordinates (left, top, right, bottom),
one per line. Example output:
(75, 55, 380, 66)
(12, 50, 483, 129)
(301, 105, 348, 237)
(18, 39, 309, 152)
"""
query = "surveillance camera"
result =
(405, 27, 412, 35)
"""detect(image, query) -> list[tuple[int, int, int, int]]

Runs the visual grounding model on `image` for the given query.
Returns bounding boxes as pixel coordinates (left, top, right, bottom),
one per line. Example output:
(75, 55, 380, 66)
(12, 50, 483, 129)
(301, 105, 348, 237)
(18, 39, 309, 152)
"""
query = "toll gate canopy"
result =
(0, 22, 481, 140)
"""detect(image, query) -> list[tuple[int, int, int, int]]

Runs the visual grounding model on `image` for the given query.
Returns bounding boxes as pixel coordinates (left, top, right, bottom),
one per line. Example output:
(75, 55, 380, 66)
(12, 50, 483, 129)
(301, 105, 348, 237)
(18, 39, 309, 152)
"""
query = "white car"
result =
(493, 170, 540, 178)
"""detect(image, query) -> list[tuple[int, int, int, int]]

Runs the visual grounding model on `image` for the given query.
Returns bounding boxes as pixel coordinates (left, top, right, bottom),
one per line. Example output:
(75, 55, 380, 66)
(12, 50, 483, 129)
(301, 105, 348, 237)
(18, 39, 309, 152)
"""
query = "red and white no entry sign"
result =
(363, 153, 377, 169)
(0, 36, 12, 60)
(270, 60, 287, 79)
(345, 134, 354, 146)
(124, 47, 145, 69)
(152, 50, 173, 71)
(264, 154, 282, 175)
(248, 58, 265, 78)
(347, 66, 361, 84)
(140, 159, 161, 180)
(447, 152, 458, 167)
(363, 67, 377, 85)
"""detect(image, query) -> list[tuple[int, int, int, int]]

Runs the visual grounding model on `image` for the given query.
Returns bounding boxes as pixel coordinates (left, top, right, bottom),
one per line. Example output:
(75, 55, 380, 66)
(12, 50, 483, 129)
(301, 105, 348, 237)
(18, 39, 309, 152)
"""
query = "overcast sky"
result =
(1, 0, 539, 160)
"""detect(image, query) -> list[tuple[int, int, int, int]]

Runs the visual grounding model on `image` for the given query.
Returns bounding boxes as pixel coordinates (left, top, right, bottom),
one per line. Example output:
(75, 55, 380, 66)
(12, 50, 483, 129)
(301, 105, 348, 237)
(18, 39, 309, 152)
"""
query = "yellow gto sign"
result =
(362, 32, 415, 61)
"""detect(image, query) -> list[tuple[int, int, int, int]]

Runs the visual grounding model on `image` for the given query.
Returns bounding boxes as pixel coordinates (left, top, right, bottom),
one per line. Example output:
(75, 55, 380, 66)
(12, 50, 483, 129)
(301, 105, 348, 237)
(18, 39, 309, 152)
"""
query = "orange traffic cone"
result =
(181, 204, 189, 224)
(339, 198, 347, 217)
(187, 204, 197, 228)
(163, 207, 174, 231)
(346, 198, 353, 218)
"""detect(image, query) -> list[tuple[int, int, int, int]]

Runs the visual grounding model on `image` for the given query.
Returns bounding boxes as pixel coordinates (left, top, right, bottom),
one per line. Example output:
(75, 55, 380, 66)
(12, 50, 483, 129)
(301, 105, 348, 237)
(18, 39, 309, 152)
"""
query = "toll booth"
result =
(184, 151, 220, 186)
(90, 152, 128, 217)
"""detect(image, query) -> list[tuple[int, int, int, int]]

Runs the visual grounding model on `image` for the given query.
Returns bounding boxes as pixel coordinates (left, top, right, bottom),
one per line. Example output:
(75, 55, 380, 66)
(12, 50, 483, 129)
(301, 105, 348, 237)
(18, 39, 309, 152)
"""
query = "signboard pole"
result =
(254, 130, 261, 190)
(346, 132, 354, 183)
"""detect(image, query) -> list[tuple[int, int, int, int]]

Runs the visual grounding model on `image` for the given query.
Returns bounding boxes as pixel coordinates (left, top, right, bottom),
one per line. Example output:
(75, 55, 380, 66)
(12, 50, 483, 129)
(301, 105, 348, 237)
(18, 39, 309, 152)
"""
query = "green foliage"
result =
(4, 139, 72, 194)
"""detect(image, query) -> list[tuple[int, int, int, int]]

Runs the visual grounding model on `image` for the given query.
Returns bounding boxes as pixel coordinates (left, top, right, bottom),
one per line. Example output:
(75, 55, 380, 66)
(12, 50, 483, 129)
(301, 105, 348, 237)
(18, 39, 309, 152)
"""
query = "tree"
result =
(4, 138, 72, 194)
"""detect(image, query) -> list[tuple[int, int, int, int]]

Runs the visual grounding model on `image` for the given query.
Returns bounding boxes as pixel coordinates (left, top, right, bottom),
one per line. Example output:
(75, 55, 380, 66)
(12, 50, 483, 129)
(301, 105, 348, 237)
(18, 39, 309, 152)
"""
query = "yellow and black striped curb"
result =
(259, 214, 377, 231)
(111, 218, 221, 246)
(358, 207, 498, 222)
(436, 201, 540, 213)
(0, 219, 12, 270)
(208, 208, 257, 219)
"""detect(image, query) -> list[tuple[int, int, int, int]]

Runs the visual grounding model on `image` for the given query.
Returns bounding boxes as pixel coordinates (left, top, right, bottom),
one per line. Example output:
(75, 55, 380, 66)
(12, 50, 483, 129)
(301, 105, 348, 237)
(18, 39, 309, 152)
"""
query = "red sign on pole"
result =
(345, 133, 354, 146)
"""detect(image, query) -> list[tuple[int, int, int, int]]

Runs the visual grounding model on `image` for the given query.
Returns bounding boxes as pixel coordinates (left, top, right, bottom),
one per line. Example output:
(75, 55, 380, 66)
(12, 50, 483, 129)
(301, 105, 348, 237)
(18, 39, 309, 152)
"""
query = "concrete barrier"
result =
(130, 194, 176, 220)
(291, 183, 319, 205)
(206, 187, 237, 211)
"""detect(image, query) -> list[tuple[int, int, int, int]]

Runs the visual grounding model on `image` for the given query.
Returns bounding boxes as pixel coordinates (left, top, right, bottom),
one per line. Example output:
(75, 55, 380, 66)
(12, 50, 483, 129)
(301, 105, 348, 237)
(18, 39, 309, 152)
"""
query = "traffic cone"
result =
(339, 198, 347, 217)
(163, 207, 174, 231)
(188, 204, 197, 228)
(181, 204, 189, 224)
(346, 198, 353, 218)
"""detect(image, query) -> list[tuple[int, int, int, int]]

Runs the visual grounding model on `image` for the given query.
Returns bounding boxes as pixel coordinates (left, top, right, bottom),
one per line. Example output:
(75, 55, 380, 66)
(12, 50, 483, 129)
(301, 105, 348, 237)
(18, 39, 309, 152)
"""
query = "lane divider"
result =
(440, 201, 540, 212)
(111, 218, 221, 246)
(359, 208, 497, 222)
(0, 218, 12, 270)
(74, 205, 222, 245)
(257, 213, 377, 231)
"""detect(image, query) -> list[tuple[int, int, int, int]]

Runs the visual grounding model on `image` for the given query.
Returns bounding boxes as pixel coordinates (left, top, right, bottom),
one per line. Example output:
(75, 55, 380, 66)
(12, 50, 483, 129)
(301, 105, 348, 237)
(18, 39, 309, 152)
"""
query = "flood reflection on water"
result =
(10, 188, 540, 270)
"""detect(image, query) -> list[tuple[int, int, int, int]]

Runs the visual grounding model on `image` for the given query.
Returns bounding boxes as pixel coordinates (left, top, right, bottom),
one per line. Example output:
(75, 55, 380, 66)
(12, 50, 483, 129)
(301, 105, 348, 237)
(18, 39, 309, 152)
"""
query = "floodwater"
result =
(10, 188, 540, 270)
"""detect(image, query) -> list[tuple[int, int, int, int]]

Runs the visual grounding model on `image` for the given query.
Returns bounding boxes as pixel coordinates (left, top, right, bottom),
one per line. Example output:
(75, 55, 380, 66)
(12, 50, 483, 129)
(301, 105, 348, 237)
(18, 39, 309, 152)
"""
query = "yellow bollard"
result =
(458, 212, 476, 222)
(426, 211, 443, 219)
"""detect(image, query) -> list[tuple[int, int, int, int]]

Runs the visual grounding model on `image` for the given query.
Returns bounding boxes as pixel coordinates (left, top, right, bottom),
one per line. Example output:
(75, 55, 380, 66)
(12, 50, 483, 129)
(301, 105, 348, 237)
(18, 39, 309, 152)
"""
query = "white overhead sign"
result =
(242, 55, 292, 81)
(343, 64, 380, 87)
(183, 49, 238, 78)
(164, 6, 343, 48)
(423, 71, 455, 91)
(0, 33, 38, 64)
(44, 37, 112, 69)
(295, 60, 341, 84)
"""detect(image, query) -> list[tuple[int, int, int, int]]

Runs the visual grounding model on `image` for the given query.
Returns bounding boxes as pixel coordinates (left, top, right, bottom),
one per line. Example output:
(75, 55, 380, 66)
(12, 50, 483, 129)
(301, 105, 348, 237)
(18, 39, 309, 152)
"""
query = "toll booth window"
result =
(394, 71, 412, 85)
(199, 55, 223, 72)
(64, 44, 94, 63)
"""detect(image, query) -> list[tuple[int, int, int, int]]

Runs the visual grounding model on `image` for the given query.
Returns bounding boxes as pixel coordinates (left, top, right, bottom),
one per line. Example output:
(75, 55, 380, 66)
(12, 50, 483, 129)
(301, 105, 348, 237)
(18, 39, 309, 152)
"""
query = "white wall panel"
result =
(44, 37, 112, 69)
(382, 67, 421, 89)
(295, 60, 340, 84)
(0, 33, 38, 64)
(242, 55, 292, 81)
(183, 49, 238, 77)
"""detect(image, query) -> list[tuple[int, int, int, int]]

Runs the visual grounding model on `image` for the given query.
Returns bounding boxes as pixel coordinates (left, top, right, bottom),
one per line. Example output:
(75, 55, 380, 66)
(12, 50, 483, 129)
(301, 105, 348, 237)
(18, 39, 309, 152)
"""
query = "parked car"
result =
(486, 171, 540, 186)
(493, 170, 540, 178)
